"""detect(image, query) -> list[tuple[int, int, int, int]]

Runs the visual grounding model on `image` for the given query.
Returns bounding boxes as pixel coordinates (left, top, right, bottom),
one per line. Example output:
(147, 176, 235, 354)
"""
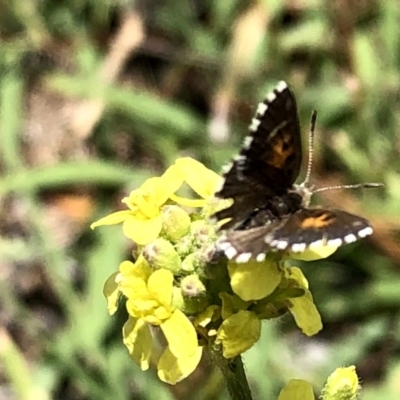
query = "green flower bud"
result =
(190, 220, 216, 248)
(179, 274, 208, 314)
(161, 205, 191, 243)
(181, 274, 206, 297)
(182, 254, 196, 272)
(142, 238, 181, 273)
(175, 236, 193, 258)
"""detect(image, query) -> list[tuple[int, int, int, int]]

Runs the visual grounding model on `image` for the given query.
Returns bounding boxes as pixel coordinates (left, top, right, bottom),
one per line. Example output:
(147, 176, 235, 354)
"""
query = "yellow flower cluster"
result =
(92, 157, 329, 385)
(91, 158, 218, 245)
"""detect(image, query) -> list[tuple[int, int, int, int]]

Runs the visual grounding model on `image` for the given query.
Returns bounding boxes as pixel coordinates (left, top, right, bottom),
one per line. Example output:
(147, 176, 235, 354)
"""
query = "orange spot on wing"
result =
(301, 214, 336, 228)
(268, 132, 294, 168)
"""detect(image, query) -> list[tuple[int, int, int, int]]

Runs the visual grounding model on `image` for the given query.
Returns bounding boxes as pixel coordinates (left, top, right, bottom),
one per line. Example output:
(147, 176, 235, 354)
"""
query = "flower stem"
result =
(211, 348, 253, 400)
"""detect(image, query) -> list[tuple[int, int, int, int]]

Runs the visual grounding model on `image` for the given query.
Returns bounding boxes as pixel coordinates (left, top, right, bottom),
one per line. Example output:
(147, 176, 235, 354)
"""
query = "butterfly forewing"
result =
(214, 81, 302, 228)
(240, 81, 302, 192)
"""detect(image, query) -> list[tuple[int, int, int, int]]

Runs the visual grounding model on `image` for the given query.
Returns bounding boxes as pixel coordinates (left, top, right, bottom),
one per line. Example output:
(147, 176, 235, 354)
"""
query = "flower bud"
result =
(181, 274, 206, 297)
(143, 238, 181, 273)
(190, 220, 216, 248)
(322, 366, 360, 400)
(161, 205, 191, 243)
(179, 274, 208, 314)
(182, 254, 196, 272)
(175, 236, 193, 258)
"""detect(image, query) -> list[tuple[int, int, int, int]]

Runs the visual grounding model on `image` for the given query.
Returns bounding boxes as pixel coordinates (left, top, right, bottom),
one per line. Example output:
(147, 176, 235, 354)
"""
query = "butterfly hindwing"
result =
(218, 208, 373, 260)
(218, 225, 273, 263)
(264, 209, 373, 252)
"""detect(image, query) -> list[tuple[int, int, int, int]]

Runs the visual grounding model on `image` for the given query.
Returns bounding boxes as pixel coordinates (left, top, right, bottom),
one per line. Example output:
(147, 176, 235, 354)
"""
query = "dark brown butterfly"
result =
(212, 81, 382, 263)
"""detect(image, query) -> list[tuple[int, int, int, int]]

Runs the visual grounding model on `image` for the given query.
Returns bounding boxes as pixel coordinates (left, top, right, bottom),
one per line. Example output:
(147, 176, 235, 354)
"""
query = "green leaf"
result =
(0, 161, 149, 194)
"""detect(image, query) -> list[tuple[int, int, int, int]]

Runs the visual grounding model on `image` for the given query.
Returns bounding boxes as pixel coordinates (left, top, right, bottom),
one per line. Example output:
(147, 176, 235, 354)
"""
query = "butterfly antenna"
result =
(303, 110, 317, 185)
(313, 182, 384, 194)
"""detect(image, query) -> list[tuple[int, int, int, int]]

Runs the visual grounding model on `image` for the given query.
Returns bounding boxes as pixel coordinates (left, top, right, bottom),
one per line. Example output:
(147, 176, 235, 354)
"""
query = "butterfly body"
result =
(213, 81, 376, 263)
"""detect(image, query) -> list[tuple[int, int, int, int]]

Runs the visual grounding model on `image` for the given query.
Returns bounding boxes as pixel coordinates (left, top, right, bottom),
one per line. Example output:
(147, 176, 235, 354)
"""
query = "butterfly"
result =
(212, 81, 382, 263)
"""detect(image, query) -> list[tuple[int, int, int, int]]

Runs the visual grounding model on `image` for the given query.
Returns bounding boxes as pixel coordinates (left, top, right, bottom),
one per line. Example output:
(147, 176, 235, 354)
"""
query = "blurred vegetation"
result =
(0, 0, 399, 399)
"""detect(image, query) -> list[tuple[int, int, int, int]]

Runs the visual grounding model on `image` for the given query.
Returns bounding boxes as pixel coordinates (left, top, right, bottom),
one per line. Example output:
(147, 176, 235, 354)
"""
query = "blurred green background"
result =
(0, 1, 399, 399)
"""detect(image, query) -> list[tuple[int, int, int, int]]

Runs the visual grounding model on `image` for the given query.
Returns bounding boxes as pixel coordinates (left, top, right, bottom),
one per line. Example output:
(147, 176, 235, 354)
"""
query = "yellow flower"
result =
(91, 165, 183, 245)
(91, 158, 221, 245)
(278, 379, 315, 400)
(103, 256, 152, 315)
(95, 156, 330, 385)
(122, 268, 202, 384)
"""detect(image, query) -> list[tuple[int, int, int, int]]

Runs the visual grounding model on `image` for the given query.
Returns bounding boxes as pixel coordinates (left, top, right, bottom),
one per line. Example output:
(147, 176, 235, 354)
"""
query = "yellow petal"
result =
(141, 165, 183, 207)
(277, 379, 315, 400)
(119, 257, 152, 282)
(119, 275, 148, 302)
(103, 272, 120, 315)
(134, 255, 153, 280)
(147, 269, 174, 309)
(123, 173, 173, 213)
(152, 305, 172, 321)
(288, 294, 323, 336)
(135, 177, 160, 201)
(207, 197, 233, 219)
(169, 194, 206, 208)
(216, 310, 261, 358)
(228, 258, 282, 301)
(288, 245, 338, 261)
(175, 157, 222, 199)
(157, 346, 203, 385)
(285, 266, 309, 289)
(156, 165, 185, 205)
(90, 210, 133, 229)
(122, 185, 155, 219)
(161, 309, 198, 359)
(122, 317, 153, 370)
(122, 215, 163, 245)
(119, 260, 136, 275)
(124, 188, 159, 219)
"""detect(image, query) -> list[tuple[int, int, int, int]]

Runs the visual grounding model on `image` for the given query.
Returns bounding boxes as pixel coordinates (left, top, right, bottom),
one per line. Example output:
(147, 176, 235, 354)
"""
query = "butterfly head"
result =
(292, 182, 314, 208)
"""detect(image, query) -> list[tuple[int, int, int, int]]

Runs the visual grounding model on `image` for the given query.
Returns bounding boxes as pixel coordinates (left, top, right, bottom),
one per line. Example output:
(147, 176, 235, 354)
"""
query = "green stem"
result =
(211, 348, 253, 400)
